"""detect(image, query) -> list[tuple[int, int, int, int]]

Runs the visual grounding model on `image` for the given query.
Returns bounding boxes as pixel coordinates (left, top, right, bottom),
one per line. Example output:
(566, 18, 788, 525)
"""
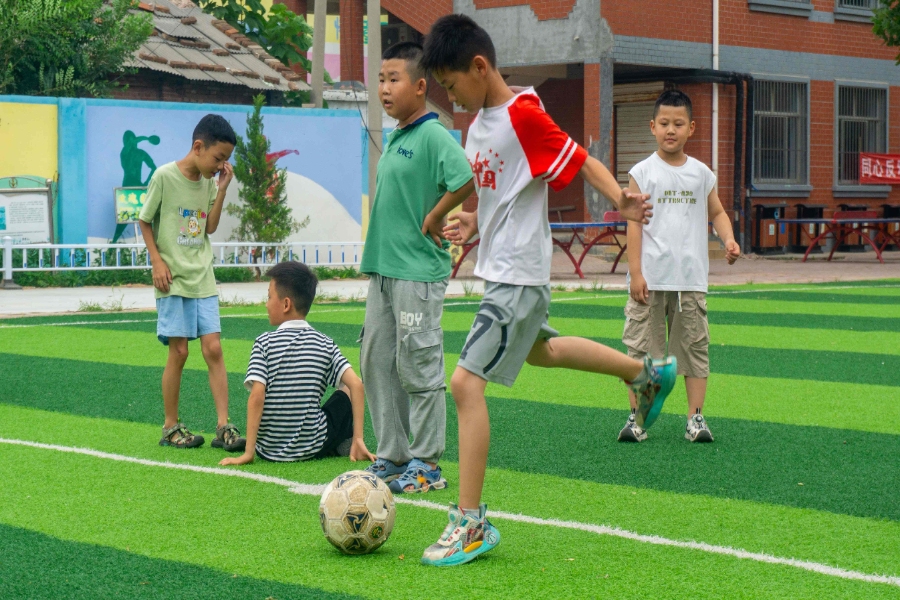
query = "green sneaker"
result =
(421, 503, 500, 567)
(629, 356, 677, 429)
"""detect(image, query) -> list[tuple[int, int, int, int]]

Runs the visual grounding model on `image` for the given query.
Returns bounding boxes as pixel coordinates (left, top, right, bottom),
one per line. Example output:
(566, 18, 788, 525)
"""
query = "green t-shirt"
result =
(361, 114, 473, 282)
(139, 162, 218, 299)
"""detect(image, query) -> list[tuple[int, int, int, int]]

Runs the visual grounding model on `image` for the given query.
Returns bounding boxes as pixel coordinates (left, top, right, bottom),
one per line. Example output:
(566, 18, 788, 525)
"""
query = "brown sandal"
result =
(159, 423, 205, 448)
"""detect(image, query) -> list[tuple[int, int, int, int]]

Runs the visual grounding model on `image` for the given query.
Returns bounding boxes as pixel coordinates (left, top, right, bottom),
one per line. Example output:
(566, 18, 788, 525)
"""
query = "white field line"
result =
(2, 437, 898, 588)
(2, 284, 899, 330)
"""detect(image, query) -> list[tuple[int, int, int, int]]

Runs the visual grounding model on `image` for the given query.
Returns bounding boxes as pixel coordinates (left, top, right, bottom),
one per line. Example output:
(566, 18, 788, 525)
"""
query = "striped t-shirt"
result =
(245, 320, 351, 461)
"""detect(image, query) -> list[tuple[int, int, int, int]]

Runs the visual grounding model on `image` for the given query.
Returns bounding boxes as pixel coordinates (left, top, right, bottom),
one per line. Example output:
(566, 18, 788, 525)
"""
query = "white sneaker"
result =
(617, 413, 647, 442)
(685, 414, 714, 443)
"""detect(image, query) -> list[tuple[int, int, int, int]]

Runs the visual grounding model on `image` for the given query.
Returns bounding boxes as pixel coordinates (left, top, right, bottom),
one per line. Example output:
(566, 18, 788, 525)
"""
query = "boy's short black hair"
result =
(422, 14, 496, 73)
(653, 90, 693, 120)
(267, 261, 318, 315)
(383, 41, 426, 82)
(192, 114, 236, 148)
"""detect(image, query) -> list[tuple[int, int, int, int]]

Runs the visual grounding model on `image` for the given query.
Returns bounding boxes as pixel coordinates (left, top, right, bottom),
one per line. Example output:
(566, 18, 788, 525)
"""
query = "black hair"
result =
(422, 14, 496, 74)
(383, 41, 426, 82)
(192, 114, 236, 148)
(653, 90, 693, 120)
(267, 261, 318, 315)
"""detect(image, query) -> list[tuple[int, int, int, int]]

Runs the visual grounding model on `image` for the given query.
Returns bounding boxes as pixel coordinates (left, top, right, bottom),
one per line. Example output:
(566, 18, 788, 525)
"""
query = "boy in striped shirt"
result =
(418, 14, 678, 566)
(220, 262, 374, 465)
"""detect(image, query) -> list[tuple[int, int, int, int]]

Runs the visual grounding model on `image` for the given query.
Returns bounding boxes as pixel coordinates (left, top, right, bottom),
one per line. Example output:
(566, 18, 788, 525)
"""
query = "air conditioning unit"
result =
(381, 23, 419, 51)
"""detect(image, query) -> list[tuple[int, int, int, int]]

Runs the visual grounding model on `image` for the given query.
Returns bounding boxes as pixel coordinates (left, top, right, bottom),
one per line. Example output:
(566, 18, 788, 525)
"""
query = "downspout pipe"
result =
(712, 0, 719, 184)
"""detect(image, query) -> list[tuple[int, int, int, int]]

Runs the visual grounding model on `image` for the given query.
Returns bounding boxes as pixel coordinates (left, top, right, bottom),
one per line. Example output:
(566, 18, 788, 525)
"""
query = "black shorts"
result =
(312, 390, 354, 458)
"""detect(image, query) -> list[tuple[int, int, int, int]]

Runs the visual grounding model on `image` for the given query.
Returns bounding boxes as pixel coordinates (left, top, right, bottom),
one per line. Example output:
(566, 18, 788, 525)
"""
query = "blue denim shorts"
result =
(155, 295, 221, 345)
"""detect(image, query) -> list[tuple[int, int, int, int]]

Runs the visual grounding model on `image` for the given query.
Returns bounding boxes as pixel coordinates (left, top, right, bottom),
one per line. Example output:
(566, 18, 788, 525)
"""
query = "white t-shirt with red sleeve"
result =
(466, 88, 588, 286)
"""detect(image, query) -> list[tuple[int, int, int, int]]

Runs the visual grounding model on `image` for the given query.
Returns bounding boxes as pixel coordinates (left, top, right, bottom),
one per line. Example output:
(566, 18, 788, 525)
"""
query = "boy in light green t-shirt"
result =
(360, 42, 474, 494)
(138, 114, 245, 453)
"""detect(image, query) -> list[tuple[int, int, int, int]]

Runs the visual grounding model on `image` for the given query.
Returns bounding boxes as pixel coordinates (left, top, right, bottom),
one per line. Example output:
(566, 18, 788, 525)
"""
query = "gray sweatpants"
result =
(360, 274, 447, 465)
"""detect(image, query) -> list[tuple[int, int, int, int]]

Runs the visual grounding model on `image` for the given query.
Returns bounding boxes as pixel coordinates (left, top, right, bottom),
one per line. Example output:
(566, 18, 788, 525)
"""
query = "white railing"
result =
(1, 236, 363, 281)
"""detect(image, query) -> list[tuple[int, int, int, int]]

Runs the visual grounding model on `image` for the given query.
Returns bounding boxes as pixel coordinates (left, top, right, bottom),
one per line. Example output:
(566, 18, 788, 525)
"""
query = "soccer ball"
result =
(318, 470, 396, 555)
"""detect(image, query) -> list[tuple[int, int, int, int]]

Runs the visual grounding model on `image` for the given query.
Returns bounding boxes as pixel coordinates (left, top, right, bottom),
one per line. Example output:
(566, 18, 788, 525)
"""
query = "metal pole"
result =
(366, 0, 382, 219)
(1, 236, 22, 289)
(310, 0, 327, 108)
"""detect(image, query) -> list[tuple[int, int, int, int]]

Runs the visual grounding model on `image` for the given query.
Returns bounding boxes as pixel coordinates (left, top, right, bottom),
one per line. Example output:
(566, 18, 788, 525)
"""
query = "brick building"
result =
(331, 0, 899, 252)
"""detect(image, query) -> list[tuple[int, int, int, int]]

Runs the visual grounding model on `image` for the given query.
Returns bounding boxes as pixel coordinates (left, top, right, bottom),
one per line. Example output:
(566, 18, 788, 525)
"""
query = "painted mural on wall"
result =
(83, 103, 363, 245)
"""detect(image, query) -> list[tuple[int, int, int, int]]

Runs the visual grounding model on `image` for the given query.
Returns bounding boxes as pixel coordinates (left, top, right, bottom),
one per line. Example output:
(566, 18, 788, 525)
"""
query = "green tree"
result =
(874, 1, 900, 63)
(0, 0, 153, 97)
(227, 95, 308, 265)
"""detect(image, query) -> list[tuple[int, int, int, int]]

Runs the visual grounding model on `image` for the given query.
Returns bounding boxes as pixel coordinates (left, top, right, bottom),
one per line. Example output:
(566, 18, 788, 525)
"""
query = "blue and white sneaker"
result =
(421, 503, 500, 567)
(364, 458, 408, 483)
(628, 355, 677, 429)
(388, 459, 447, 494)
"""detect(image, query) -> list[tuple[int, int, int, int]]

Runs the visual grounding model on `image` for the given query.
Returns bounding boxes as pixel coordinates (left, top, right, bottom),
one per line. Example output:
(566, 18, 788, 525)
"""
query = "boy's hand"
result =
(349, 437, 375, 462)
(217, 162, 234, 189)
(618, 190, 652, 224)
(151, 260, 172, 293)
(630, 272, 649, 305)
(422, 212, 446, 248)
(725, 240, 741, 265)
(219, 452, 254, 466)
(443, 211, 478, 246)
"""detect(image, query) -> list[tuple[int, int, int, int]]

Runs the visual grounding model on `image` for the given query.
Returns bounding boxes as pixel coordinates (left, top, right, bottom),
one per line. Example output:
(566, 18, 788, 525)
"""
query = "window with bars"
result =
(753, 81, 808, 185)
(836, 86, 887, 185)
(838, 0, 876, 8)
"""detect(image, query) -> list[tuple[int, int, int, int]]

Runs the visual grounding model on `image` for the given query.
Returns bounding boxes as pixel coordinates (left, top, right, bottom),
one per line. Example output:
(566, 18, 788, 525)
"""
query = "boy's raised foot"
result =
(159, 423, 204, 448)
(388, 459, 447, 494)
(686, 413, 714, 443)
(421, 503, 500, 567)
(212, 423, 246, 452)
(365, 458, 408, 483)
(617, 411, 647, 442)
(629, 356, 677, 429)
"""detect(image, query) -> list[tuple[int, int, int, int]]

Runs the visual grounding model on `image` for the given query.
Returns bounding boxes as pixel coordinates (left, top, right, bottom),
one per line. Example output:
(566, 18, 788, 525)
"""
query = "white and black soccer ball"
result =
(318, 470, 396, 555)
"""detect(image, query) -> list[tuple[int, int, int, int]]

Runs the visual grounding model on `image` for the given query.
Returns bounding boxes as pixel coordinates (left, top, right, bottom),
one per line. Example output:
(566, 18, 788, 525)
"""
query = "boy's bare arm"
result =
(219, 381, 264, 466)
(206, 162, 233, 235)
(139, 219, 172, 293)
(443, 209, 479, 246)
(707, 188, 740, 265)
(626, 176, 649, 304)
(341, 368, 375, 462)
(422, 178, 476, 247)
(580, 156, 652, 224)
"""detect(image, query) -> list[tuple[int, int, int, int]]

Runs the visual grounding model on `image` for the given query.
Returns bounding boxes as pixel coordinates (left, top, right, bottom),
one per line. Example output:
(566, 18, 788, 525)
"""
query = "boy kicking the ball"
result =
(617, 90, 740, 445)
(359, 42, 474, 494)
(418, 15, 678, 567)
(138, 114, 245, 452)
(220, 261, 374, 466)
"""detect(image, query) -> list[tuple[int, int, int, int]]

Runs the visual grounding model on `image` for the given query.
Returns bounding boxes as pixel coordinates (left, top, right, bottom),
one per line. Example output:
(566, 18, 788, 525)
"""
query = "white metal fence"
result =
(1, 236, 363, 282)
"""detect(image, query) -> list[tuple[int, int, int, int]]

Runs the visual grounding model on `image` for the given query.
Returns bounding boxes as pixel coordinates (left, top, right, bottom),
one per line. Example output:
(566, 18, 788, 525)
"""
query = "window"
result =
(753, 81, 808, 185)
(836, 86, 887, 185)
(838, 0, 876, 8)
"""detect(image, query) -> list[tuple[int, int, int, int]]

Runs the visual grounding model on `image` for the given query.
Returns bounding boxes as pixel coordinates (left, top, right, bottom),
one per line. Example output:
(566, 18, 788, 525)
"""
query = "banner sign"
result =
(860, 153, 900, 184)
(115, 187, 148, 223)
(0, 188, 53, 244)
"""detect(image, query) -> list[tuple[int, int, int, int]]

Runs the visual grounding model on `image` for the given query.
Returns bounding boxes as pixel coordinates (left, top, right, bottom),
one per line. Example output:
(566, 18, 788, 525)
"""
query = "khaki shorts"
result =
(622, 291, 710, 378)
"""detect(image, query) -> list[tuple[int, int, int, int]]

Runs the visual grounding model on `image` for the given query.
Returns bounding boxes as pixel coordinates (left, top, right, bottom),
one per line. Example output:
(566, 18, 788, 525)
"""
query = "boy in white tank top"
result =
(618, 90, 741, 444)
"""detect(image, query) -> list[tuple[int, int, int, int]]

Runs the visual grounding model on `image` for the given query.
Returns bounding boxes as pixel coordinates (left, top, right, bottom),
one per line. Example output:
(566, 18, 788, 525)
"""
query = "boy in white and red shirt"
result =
(418, 14, 679, 567)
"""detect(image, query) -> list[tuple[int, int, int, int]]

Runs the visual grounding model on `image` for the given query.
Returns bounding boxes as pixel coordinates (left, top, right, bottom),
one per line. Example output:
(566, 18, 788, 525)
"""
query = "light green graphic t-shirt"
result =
(361, 114, 473, 282)
(139, 162, 218, 299)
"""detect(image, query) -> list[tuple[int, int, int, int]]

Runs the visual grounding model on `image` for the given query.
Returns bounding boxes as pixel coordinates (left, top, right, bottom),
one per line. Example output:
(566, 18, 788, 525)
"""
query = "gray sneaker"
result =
(618, 413, 648, 442)
(685, 414, 714, 443)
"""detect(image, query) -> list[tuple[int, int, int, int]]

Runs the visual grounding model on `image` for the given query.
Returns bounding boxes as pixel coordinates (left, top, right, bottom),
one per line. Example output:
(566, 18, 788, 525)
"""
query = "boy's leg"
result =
(361, 275, 413, 471)
(670, 292, 713, 442)
(685, 377, 708, 414)
(162, 337, 189, 429)
(200, 332, 229, 428)
(450, 366, 490, 510)
(525, 336, 643, 380)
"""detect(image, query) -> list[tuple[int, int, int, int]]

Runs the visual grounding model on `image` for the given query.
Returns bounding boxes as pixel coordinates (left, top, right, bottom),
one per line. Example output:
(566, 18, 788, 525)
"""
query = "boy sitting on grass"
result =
(220, 262, 375, 465)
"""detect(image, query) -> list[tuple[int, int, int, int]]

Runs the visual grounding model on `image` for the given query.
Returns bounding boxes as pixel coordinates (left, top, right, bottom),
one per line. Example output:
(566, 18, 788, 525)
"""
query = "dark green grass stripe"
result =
(0, 524, 359, 600)
(3, 354, 899, 522)
(699, 291, 900, 305)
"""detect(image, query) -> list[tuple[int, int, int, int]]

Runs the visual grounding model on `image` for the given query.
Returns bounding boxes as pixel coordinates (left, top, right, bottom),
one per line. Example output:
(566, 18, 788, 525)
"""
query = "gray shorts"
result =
(457, 282, 559, 387)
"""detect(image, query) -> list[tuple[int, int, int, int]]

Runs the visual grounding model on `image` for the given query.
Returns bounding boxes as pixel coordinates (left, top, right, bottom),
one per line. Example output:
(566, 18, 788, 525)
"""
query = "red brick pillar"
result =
(275, 0, 309, 77)
(340, 0, 365, 82)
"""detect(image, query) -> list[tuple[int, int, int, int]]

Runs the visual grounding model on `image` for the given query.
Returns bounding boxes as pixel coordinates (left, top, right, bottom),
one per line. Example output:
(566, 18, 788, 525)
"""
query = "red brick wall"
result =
(473, 0, 577, 20)
(340, 0, 365, 82)
(537, 77, 587, 222)
(381, 0, 452, 34)
(584, 63, 600, 144)
(113, 71, 259, 105)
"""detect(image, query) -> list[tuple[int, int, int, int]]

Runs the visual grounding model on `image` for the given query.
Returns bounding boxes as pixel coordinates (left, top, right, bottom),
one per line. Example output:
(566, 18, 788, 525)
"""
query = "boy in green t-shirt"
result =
(360, 42, 475, 494)
(138, 114, 245, 452)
